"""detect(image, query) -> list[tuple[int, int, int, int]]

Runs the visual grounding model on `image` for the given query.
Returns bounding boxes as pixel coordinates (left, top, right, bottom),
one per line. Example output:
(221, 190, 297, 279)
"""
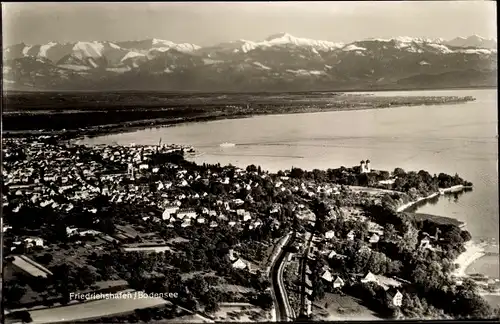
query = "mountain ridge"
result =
(3, 33, 497, 92)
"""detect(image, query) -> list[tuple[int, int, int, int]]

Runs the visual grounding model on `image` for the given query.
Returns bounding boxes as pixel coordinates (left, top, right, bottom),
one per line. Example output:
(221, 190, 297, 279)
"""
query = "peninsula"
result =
(3, 91, 476, 139)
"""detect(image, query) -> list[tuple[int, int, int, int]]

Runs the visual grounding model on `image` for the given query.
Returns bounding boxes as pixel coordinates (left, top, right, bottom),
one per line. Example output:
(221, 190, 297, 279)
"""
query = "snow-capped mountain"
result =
(3, 33, 497, 91)
(445, 35, 497, 49)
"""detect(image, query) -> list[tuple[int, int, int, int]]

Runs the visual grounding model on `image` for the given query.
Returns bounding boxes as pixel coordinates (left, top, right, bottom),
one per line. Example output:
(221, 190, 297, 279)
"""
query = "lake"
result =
(79, 88, 498, 288)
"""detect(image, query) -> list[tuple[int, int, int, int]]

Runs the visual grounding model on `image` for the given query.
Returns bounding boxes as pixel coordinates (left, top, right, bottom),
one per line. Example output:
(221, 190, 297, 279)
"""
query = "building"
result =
(328, 250, 338, 259)
(419, 236, 432, 250)
(228, 249, 237, 262)
(321, 270, 333, 282)
(232, 258, 247, 269)
(24, 237, 44, 248)
(325, 230, 335, 239)
(177, 209, 197, 220)
(387, 290, 403, 307)
(360, 159, 372, 173)
(162, 205, 179, 220)
(333, 276, 345, 289)
(361, 271, 379, 284)
(369, 233, 380, 244)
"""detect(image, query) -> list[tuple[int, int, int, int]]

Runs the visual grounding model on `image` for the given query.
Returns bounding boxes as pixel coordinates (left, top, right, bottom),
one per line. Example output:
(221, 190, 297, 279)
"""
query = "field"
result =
(25, 289, 169, 324)
(312, 292, 382, 321)
(214, 303, 272, 322)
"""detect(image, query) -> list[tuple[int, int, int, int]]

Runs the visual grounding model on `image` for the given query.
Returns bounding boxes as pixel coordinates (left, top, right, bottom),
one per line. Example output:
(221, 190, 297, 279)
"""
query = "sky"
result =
(2, 1, 497, 46)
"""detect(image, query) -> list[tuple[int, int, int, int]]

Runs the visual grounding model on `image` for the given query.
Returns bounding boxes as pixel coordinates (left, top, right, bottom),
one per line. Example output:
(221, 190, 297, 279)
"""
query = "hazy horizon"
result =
(2, 2, 497, 46)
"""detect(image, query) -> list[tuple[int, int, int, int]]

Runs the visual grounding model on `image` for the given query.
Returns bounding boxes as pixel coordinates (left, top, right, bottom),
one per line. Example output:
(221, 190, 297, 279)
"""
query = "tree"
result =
(36, 253, 54, 265)
(312, 279, 326, 301)
(246, 165, 258, 173)
(4, 283, 27, 306)
(383, 224, 398, 243)
(393, 168, 406, 177)
(290, 167, 305, 179)
(412, 264, 428, 285)
(255, 292, 273, 310)
(11, 311, 32, 323)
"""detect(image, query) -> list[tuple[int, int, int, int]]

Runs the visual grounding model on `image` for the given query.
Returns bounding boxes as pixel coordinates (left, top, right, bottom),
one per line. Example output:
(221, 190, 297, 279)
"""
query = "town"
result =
(2, 135, 497, 323)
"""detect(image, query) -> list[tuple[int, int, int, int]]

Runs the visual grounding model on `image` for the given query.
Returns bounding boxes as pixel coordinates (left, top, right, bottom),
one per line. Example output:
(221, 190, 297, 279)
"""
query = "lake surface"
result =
(80, 88, 498, 282)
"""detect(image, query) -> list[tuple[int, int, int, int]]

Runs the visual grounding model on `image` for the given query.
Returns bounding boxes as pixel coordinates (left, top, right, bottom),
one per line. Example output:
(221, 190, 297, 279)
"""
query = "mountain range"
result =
(2, 33, 497, 92)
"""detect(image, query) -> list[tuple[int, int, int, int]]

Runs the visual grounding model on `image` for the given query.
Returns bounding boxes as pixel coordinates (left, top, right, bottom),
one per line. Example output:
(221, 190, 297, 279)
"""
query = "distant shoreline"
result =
(4, 94, 477, 141)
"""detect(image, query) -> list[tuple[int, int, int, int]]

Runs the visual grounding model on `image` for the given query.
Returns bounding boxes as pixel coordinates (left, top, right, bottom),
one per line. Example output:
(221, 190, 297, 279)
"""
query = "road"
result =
(270, 233, 295, 322)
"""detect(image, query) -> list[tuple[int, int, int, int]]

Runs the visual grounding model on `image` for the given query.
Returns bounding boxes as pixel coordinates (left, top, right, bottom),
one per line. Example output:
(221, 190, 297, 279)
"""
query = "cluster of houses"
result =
(3, 137, 349, 236)
(4, 140, 350, 253)
(293, 225, 406, 318)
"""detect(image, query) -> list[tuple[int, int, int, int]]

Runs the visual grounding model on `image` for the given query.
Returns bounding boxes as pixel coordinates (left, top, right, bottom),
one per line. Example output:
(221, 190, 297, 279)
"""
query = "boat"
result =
(220, 142, 236, 148)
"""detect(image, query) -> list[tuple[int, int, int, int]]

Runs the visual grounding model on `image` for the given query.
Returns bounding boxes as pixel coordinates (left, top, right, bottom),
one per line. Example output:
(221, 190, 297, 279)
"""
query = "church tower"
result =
(127, 163, 135, 179)
(360, 160, 366, 173)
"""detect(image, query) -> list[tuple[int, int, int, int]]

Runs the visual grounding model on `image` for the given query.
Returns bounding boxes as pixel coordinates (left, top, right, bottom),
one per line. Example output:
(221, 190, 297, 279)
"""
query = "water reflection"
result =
(406, 189, 471, 216)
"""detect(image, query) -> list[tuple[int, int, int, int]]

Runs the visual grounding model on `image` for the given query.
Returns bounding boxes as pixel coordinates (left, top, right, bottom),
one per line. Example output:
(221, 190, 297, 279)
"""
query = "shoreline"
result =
(396, 185, 472, 213)
(394, 186, 493, 283)
(4, 95, 476, 141)
(452, 241, 487, 278)
(396, 192, 440, 213)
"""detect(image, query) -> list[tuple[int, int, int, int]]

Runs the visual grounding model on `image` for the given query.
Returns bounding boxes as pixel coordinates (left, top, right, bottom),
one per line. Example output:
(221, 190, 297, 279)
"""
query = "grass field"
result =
(27, 289, 169, 324)
(214, 303, 271, 322)
(312, 292, 382, 321)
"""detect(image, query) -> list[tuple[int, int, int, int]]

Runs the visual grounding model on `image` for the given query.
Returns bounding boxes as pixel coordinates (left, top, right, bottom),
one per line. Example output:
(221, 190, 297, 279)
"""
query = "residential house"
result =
(387, 290, 403, 307)
(361, 271, 379, 284)
(66, 226, 79, 236)
(305, 276, 313, 289)
(162, 205, 179, 220)
(218, 214, 229, 221)
(177, 209, 197, 220)
(24, 237, 44, 248)
(79, 230, 101, 236)
(232, 258, 247, 269)
(328, 250, 338, 259)
(333, 276, 345, 289)
(325, 230, 335, 239)
(347, 230, 356, 241)
(228, 249, 237, 262)
(369, 233, 380, 244)
(321, 270, 333, 282)
(419, 236, 432, 250)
